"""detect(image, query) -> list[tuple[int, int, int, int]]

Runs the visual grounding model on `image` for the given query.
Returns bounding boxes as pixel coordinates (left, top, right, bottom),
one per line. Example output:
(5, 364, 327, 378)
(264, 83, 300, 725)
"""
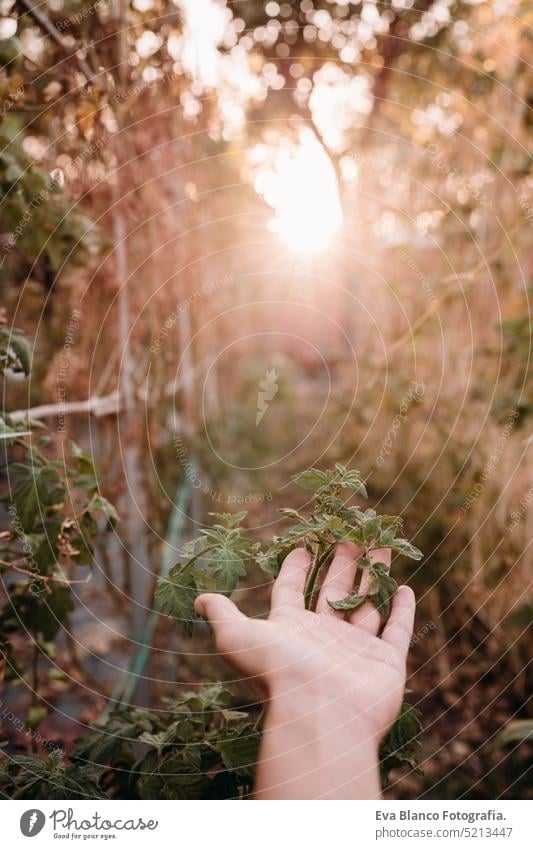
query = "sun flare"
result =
(252, 129, 343, 255)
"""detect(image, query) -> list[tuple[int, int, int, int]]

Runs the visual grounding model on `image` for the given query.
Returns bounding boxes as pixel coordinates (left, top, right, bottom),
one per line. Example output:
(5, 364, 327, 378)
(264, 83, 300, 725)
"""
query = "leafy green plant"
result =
(156, 464, 424, 788)
(0, 324, 118, 706)
(0, 433, 119, 678)
(157, 464, 422, 628)
(379, 701, 423, 784)
(0, 684, 260, 799)
(0, 324, 31, 377)
(71, 684, 260, 799)
(0, 119, 100, 285)
(1, 465, 423, 799)
(0, 749, 105, 800)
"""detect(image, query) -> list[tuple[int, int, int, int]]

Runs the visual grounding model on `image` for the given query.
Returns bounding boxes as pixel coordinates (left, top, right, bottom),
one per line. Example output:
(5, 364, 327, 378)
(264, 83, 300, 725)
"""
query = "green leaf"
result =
(10, 464, 65, 533)
(369, 565, 398, 618)
(292, 468, 328, 490)
(339, 469, 367, 497)
(361, 516, 381, 541)
(389, 702, 422, 750)
(0, 417, 31, 442)
(27, 706, 47, 731)
(208, 546, 247, 593)
(8, 331, 31, 375)
(379, 701, 422, 785)
(208, 511, 247, 528)
(156, 567, 197, 635)
(70, 442, 96, 476)
(197, 682, 232, 708)
(378, 527, 397, 547)
(505, 604, 533, 629)
(139, 730, 172, 753)
(494, 719, 533, 747)
(278, 508, 306, 521)
(25, 585, 74, 641)
(255, 541, 295, 577)
(215, 730, 261, 775)
(327, 592, 367, 612)
(373, 585, 393, 618)
(90, 496, 120, 526)
(390, 538, 423, 560)
(255, 548, 282, 576)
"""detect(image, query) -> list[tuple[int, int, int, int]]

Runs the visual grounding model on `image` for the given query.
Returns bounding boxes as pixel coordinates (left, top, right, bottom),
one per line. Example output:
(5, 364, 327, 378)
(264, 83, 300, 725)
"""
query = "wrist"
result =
(266, 677, 381, 748)
(255, 683, 382, 799)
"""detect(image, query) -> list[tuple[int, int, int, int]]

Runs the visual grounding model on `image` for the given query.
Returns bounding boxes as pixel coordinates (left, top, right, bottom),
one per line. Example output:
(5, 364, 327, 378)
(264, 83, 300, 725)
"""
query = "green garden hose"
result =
(101, 470, 193, 718)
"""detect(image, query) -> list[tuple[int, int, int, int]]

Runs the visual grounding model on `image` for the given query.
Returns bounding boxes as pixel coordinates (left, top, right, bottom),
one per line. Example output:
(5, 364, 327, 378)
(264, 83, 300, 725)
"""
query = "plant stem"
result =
(304, 542, 336, 610)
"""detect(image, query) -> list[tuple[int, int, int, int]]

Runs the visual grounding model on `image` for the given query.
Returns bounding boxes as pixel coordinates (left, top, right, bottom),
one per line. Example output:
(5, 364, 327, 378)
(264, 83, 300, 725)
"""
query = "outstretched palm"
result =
(196, 543, 415, 746)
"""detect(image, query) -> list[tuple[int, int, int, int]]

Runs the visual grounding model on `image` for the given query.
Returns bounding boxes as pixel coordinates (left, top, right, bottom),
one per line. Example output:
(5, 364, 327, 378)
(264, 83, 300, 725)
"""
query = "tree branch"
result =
(8, 391, 121, 423)
(18, 0, 98, 83)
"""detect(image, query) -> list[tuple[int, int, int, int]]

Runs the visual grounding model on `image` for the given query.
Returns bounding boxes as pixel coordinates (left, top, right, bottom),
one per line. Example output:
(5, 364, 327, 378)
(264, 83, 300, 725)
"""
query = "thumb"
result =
(195, 593, 258, 667)
(195, 592, 246, 632)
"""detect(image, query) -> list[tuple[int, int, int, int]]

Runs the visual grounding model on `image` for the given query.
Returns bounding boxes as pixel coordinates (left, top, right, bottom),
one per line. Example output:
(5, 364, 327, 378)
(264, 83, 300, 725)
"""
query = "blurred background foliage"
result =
(0, 0, 531, 798)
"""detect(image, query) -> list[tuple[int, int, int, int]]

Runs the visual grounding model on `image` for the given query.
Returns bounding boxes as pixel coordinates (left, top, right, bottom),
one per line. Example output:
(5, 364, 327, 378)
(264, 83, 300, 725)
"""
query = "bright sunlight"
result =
(251, 129, 343, 255)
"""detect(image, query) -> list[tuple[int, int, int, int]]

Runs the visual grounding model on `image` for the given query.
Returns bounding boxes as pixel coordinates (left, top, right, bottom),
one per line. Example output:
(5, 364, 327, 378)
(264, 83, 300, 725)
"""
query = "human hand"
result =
(195, 543, 416, 799)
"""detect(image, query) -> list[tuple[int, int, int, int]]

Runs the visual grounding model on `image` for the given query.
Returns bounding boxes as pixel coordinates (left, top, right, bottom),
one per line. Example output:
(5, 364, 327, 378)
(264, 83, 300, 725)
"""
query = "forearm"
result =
(254, 690, 382, 800)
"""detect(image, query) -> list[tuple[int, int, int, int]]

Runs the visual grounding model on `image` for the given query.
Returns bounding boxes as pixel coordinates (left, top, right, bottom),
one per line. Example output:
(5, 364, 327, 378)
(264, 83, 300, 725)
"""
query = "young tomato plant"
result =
(1, 465, 422, 798)
(0, 683, 261, 799)
(0, 325, 119, 691)
(157, 464, 424, 787)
